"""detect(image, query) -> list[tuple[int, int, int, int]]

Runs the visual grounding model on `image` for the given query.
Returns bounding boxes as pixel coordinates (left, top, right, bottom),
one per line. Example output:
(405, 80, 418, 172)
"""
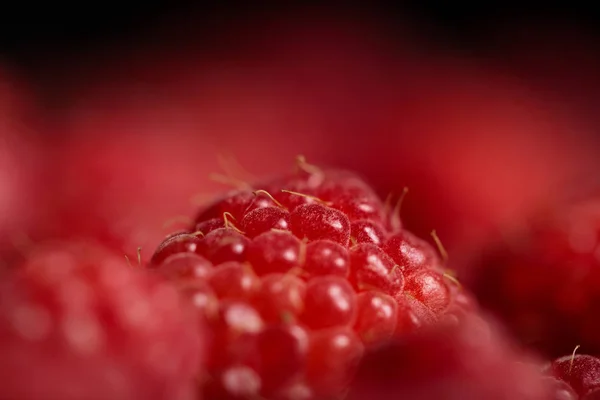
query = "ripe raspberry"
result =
(149, 159, 476, 398)
(544, 353, 600, 399)
(347, 315, 552, 400)
(467, 197, 600, 357)
(0, 241, 202, 400)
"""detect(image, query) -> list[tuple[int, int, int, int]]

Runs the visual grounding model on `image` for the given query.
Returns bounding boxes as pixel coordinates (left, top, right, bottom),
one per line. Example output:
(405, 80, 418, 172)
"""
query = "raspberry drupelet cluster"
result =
(149, 158, 476, 399)
(544, 352, 600, 399)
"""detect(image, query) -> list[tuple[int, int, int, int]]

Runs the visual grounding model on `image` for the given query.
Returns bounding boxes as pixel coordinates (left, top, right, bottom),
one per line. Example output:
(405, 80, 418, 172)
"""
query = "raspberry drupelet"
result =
(149, 158, 475, 399)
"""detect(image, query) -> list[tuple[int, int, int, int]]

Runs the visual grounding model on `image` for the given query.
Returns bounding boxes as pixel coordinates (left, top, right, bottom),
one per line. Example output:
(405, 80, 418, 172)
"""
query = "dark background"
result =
(1, 3, 600, 69)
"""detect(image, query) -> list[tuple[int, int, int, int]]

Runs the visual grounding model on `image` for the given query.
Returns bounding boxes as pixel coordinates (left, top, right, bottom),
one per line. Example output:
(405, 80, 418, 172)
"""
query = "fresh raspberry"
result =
(150, 159, 476, 398)
(0, 241, 202, 400)
(467, 197, 600, 357)
(347, 315, 552, 400)
(544, 354, 600, 398)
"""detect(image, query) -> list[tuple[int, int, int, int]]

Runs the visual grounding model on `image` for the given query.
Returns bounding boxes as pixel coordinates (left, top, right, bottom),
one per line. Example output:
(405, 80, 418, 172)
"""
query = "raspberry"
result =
(301, 276, 356, 330)
(351, 219, 387, 245)
(467, 197, 600, 356)
(384, 230, 443, 272)
(150, 233, 204, 265)
(347, 315, 552, 400)
(290, 203, 351, 246)
(394, 293, 437, 334)
(156, 252, 213, 281)
(208, 262, 260, 300)
(253, 273, 306, 324)
(178, 281, 219, 322)
(199, 228, 251, 265)
(306, 327, 364, 395)
(247, 231, 301, 276)
(349, 243, 404, 294)
(0, 241, 202, 400)
(303, 239, 350, 277)
(544, 354, 600, 398)
(150, 160, 475, 398)
(404, 269, 451, 313)
(195, 218, 225, 236)
(353, 291, 398, 346)
(240, 206, 291, 238)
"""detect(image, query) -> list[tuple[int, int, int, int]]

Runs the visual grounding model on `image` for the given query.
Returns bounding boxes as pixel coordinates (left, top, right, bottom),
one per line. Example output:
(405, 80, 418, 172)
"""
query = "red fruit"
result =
(253, 273, 306, 324)
(150, 232, 203, 265)
(347, 315, 551, 400)
(207, 325, 309, 399)
(0, 241, 202, 400)
(270, 177, 319, 211)
(467, 197, 600, 356)
(545, 354, 600, 397)
(195, 218, 225, 236)
(196, 190, 276, 224)
(211, 364, 262, 399)
(150, 163, 476, 398)
(300, 275, 357, 330)
(207, 301, 265, 371)
(404, 269, 451, 313)
(306, 327, 364, 397)
(383, 230, 442, 271)
(208, 262, 260, 300)
(316, 177, 385, 223)
(247, 231, 301, 276)
(251, 324, 309, 394)
(394, 294, 437, 335)
(349, 243, 405, 294)
(354, 291, 398, 346)
(178, 281, 219, 321)
(152, 252, 213, 281)
(198, 228, 251, 265)
(273, 381, 314, 400)
(290, 203, 351, 246)
(351, 219, 387, 245)
(303, 239, 350, 277)
(241, 206, 291, 238)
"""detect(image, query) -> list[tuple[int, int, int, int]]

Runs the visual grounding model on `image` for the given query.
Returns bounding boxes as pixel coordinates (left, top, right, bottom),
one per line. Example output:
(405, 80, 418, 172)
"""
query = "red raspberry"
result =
(150, 160, 476, 398)
(0, 241, 202, 400)
(544, 354, 600, 398)
(347, 315, 552, 400)
(467, 197, 600, 357)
